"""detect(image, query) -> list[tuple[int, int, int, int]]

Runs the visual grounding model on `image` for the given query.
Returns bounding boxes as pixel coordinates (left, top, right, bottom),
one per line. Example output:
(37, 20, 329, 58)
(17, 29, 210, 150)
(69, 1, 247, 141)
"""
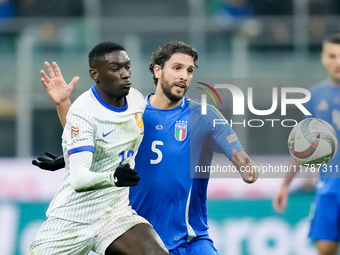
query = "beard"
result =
(159, 74, 188, 102)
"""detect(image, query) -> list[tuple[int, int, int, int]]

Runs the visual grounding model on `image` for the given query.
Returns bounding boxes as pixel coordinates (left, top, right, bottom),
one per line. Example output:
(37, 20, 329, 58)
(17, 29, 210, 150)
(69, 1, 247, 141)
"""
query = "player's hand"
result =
(114, 163, 140, 187)
(273, 185, 289, 214)
(40, 61, 79, 105)
(32, 152, 65, 171)
(231, 149, 259, 183)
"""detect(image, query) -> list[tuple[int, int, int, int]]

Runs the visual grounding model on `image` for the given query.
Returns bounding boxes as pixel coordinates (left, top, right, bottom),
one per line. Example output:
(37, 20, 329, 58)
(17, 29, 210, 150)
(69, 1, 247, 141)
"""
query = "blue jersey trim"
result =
(91, 85, 128, 112)
(68, 145, 94, 156)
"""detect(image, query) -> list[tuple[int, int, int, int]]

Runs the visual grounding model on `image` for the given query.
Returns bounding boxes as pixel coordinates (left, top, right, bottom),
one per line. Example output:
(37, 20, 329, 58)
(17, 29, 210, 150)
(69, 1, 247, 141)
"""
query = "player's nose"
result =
(121, 67, 131, 78)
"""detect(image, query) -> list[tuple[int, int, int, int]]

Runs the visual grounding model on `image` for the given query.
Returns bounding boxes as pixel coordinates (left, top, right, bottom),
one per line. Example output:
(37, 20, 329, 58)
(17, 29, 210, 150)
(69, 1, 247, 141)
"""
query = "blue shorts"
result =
(309, 194, 340, 241)
(169, 237, 218, 255)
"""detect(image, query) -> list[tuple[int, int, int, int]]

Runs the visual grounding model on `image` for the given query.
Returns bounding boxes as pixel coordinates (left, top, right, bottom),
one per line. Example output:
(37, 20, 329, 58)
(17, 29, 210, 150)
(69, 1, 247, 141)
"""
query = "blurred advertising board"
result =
(0, 158, 316, 255)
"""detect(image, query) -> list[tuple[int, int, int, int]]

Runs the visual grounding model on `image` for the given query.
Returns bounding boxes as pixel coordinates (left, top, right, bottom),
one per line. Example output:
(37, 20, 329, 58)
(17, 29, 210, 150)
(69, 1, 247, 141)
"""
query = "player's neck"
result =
(149, 92, 182, 109)
(95, 85, 126, 107)
(331, 78, 340, 87)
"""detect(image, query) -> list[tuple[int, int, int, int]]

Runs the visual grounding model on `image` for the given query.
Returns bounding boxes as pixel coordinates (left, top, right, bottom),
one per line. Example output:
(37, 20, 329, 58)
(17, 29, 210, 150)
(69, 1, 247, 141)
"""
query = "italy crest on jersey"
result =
(175, 121, 187, 141)
(135, 113, 144, 135)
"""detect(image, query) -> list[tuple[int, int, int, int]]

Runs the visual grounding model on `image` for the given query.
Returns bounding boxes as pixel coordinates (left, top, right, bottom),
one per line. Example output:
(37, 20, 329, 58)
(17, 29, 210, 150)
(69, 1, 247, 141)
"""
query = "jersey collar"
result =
(91, 85, 128, 112)
(145, 93, 186, 109)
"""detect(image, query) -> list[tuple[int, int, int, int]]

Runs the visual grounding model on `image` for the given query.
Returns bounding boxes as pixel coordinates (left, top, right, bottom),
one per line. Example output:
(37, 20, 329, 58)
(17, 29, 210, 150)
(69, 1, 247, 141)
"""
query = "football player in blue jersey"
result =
(130, 41, 258, 254)
(273, 34, 340, 255)
(34, 41, 259, 254)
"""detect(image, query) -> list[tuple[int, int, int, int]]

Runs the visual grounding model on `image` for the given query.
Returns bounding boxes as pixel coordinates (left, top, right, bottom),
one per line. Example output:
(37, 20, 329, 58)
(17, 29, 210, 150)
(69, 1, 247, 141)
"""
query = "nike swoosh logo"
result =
(103, 130, 115, 137)
(114, 176, 118, 183)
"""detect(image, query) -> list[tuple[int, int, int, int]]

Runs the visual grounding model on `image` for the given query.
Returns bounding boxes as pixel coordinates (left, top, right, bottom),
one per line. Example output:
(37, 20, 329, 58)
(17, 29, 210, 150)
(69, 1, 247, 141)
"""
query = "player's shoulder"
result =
(128, 87, 144, 99)
(70, 89, 93, 110)
(186, 97, 223, 113)
(186, 97, 201, 105)
(66, 90, 95, 123)
(186, 97, 225, 118)
(310, 79, 332, 93)
(186, 96, 216, 108)
(127, 88, 146, 111)
(186, 97, 204, 110)
(183, 97, 201, 115)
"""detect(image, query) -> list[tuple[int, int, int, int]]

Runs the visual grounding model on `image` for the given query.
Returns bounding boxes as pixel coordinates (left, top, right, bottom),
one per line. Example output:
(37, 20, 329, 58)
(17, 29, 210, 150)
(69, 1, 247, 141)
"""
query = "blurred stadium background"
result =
(1, 0, 339, 254)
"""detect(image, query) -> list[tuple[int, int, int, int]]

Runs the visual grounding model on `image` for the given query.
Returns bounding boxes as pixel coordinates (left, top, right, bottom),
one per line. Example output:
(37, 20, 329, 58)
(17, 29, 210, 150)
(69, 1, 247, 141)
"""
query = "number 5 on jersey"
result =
(151, 140, 163, 164)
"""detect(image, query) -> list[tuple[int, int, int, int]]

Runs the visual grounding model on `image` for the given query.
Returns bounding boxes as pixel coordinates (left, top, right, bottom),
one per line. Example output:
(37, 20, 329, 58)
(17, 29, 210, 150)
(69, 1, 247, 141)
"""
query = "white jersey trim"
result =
(185, 185, 197, 241)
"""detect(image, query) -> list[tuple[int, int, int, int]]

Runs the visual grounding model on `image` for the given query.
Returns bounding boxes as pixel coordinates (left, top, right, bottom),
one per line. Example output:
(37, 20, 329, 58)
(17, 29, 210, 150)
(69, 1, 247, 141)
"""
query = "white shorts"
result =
(28, 208, 149, 255)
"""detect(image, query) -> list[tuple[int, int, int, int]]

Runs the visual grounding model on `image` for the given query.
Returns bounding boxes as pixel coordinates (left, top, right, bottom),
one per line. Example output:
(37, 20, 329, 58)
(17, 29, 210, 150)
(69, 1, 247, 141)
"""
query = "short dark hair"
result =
(149, 41, 198, 85)
(88, 42, 125, 68)
(323, 33, 340, 45)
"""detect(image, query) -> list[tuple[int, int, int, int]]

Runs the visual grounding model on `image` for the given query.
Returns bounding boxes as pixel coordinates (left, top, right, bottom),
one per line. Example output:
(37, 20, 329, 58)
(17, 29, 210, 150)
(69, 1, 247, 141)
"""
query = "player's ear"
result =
(154, 65, 162, 79)
(89, 68, 99, 82)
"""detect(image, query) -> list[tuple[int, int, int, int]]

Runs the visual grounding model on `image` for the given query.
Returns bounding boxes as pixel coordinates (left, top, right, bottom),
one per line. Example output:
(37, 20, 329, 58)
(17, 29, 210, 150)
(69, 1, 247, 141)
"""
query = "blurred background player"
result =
(273, 33, 340, 255)
(29, 42, 168, 255)
(33, 40, 259, 254)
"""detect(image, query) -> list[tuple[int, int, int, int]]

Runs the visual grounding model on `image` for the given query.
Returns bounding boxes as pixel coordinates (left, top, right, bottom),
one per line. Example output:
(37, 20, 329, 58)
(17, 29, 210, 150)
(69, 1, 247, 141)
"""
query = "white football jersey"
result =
(46, 85, 146, 223)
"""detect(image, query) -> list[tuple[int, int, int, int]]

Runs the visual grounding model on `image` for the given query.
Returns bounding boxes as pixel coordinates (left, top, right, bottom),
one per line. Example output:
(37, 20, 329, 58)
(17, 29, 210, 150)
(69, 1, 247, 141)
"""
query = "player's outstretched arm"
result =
(231, 149, 259, 183)
(41, 61, 78, 128)
(273, 158, 300, 213)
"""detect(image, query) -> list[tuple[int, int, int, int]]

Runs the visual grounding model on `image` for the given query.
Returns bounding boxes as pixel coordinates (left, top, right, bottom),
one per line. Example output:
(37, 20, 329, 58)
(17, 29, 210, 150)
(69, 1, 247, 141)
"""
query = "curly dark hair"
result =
(149, 41, 198, 85)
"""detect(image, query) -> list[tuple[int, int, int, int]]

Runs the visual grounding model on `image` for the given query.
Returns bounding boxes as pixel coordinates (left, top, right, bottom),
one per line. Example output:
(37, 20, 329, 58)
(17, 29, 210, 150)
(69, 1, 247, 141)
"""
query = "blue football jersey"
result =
(129, 95, 243, 250)
(304, 79, 340, 195)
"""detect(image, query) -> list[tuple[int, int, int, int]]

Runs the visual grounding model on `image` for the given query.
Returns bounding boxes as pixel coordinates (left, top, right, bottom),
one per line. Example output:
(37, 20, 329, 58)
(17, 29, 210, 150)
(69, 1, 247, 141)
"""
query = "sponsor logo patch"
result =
(226, 133, 238, 143)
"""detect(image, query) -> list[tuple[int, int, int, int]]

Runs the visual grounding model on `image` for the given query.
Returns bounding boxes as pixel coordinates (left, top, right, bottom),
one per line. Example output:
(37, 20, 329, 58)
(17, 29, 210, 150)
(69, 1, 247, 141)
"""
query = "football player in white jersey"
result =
(33, 41, 258, 255)
(28, 42, 168, 255)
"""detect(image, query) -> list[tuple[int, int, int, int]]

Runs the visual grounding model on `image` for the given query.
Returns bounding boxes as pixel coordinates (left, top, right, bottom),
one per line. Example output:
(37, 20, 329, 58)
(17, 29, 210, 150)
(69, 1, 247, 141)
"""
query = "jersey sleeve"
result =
(64, 108, 95, 156)
(204, 105, 244, 158)
(69, 151, 115, 192)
